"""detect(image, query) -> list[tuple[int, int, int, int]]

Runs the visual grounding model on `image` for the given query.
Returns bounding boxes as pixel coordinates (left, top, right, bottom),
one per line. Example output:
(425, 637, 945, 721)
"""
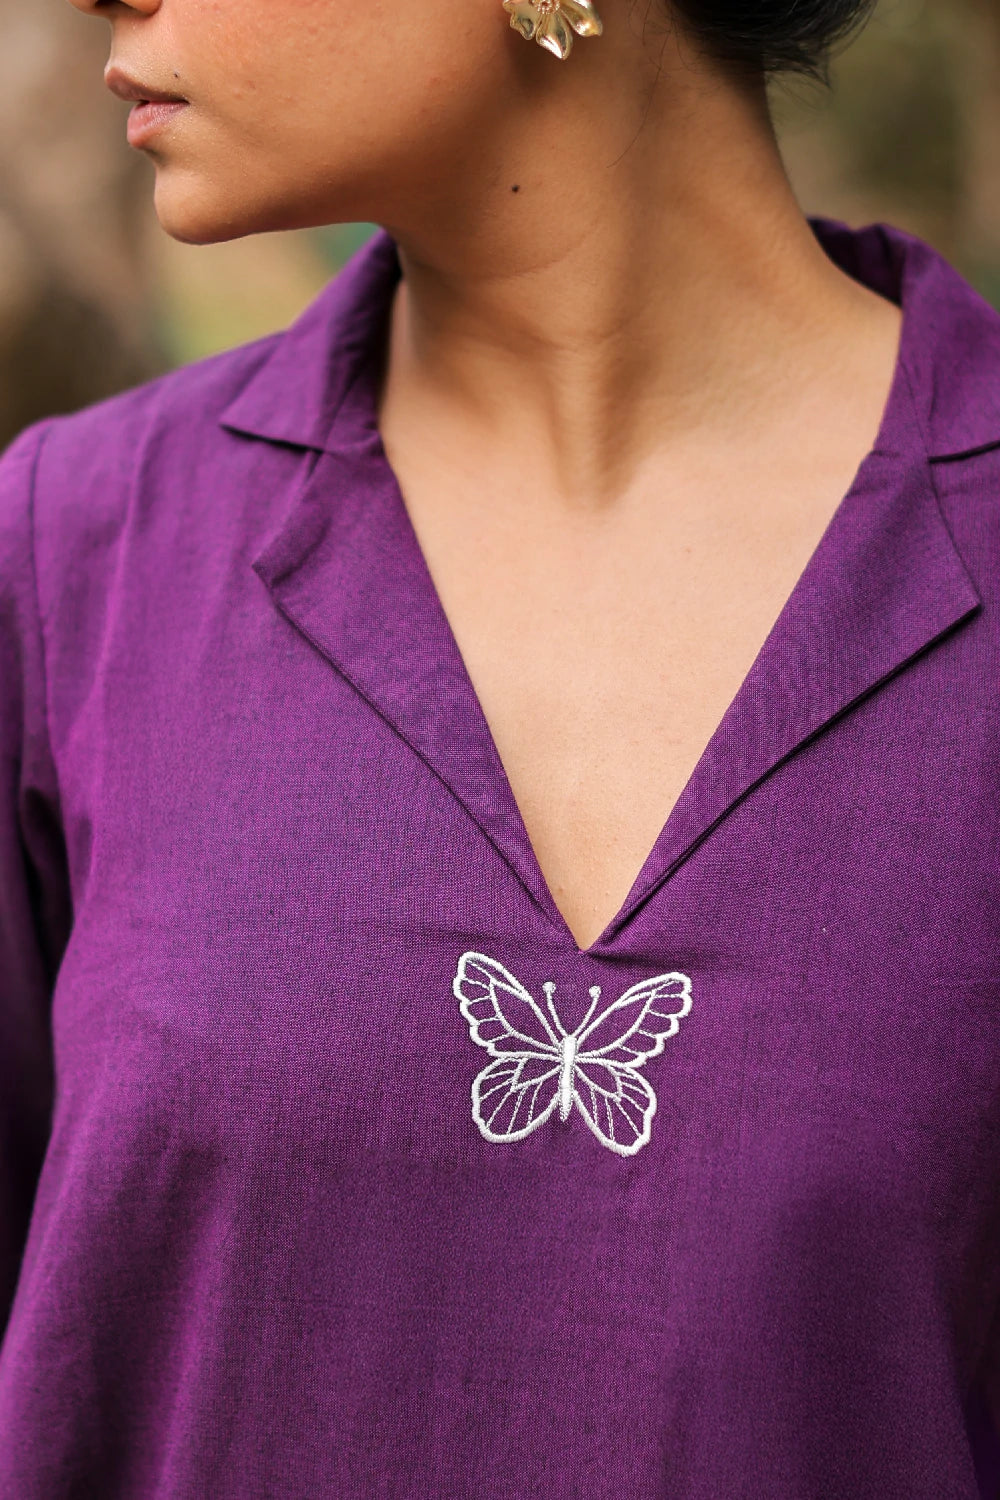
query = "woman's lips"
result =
(126, 99, 189, 149)
(104, 66, 189, 149)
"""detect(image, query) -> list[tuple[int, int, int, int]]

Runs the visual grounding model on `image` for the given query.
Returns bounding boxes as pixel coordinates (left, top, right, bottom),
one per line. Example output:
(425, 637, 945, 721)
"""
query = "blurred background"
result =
(1, 0, 997, 449)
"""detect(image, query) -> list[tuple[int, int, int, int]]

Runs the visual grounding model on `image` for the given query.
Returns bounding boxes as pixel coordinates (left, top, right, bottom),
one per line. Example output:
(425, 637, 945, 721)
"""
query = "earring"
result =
(502, 0, 603, 59)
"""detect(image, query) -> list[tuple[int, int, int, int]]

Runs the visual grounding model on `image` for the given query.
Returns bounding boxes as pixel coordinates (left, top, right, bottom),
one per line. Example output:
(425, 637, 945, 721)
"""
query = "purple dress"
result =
(1, 220, 999, 1498)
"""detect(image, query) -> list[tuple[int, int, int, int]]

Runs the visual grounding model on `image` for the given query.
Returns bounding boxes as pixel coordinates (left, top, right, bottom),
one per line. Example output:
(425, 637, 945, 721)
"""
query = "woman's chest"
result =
(49, 604, 1000, 1242)
(29, 628, 999, 1497)
(395, 461, 859, 949)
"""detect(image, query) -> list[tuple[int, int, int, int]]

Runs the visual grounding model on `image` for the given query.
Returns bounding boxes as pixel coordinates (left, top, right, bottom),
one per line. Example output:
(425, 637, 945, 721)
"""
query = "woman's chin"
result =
(151, 175, 287, 247)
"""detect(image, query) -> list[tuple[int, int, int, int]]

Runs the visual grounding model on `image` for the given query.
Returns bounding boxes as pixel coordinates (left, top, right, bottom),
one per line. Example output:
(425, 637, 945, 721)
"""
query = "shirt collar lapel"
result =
(611, 437, 981, 941)
(219, 230, 403, 452)
(235, 235, 560, 922)
(221, 221, 990, 949)
(815, 218, 1000, 461)
(607, 231, 990, 936)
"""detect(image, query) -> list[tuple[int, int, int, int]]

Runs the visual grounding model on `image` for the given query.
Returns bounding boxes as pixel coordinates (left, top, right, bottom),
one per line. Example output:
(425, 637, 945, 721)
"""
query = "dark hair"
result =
(671, 0, 877, 78)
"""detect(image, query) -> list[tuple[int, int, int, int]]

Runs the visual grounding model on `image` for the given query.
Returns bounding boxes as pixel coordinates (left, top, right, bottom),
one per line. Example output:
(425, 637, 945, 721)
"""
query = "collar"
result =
(223, 220, 985, 951)
(219, 219, 1000, 464)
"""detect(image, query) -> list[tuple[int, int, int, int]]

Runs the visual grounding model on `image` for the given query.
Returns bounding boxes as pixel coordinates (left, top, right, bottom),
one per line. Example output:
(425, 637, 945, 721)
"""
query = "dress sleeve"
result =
(0, 422, 71, 1340)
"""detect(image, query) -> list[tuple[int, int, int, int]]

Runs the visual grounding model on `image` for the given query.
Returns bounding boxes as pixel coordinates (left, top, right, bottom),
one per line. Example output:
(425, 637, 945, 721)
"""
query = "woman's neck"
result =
(380, 34, 899, 506)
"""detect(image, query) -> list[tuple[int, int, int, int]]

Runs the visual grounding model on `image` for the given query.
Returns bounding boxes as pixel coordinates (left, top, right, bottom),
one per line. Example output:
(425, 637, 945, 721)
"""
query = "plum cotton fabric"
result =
(1, 219, 1000, 1499)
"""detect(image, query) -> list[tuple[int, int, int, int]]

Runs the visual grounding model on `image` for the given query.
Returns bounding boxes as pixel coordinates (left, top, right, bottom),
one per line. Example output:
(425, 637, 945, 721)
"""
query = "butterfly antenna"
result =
(543, 981, 566, 1037)
(576, 984, 603, 1037)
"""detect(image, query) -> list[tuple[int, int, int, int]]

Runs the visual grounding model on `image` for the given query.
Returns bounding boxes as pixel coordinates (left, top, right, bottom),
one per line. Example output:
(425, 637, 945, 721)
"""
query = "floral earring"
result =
(502, 0, 603, 59)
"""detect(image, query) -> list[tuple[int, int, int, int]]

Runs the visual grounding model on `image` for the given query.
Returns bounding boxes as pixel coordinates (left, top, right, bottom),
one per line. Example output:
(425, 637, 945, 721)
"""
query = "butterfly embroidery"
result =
(453, 951, 693, 1157)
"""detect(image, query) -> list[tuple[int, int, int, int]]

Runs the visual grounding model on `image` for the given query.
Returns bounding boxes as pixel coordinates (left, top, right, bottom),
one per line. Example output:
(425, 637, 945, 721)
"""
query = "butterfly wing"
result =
(454, 951, 562, 1144)
(569, 1059, 657, 1157)
(572, 972, 693, 1156)
(471, 1054, 563, 1143)
(576, 971, 692, 1066)
(453, 950, 561, 1055)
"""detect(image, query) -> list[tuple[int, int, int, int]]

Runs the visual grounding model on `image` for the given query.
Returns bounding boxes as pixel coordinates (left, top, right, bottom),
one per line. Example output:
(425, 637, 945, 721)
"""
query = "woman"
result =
(1, 0, 998, 1494)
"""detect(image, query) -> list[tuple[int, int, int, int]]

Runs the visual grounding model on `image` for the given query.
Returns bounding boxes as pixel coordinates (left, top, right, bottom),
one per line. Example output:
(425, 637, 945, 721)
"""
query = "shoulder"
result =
(0, 333, 287, 601)
(0, 328, 319, 715)
(0, 228, 399, 538)
(1, 329, 283, 503)
(0, 310, 332, 627)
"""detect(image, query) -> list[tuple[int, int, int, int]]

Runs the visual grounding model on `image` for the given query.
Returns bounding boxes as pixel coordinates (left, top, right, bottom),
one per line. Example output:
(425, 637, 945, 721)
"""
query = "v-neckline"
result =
(360, 427, 917, 957)
(244, 230, 982, 960)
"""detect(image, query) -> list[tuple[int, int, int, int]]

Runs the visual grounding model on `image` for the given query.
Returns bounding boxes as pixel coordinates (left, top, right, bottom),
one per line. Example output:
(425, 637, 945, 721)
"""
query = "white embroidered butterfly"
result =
(453, 951, 693, 1157)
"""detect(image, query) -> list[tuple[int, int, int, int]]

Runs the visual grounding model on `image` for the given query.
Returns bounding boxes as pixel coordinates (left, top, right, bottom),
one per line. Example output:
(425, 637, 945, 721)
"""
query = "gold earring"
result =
(502, 0, 603, 59)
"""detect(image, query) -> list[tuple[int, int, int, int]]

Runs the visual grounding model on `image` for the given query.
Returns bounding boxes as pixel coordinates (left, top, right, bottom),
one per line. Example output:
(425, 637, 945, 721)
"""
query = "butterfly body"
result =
(454, 953, 693, 1157)
(558, 1031, 577, 1121)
